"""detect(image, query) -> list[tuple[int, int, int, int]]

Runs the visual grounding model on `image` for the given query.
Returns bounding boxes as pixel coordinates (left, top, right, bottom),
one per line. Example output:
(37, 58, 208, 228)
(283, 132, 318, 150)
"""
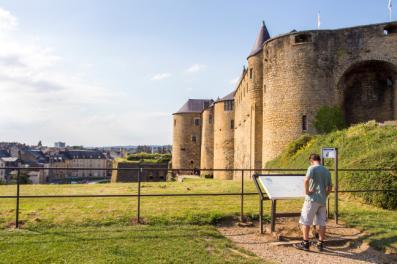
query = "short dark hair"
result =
(309, 154, 321, 162)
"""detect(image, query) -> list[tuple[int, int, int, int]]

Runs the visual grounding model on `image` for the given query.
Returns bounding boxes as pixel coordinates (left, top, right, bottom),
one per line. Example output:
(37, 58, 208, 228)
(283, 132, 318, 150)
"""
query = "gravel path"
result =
(218, 220, 396, 264)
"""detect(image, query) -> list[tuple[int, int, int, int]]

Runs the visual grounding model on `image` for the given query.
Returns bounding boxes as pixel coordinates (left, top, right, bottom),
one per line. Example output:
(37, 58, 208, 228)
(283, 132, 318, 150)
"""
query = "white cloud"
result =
(0, 7, 121, 146)
(0, 8, 17, 32)
(185, 63, 206, 73)
(151, 72, 171, 80)
(0, 7, 172, 146)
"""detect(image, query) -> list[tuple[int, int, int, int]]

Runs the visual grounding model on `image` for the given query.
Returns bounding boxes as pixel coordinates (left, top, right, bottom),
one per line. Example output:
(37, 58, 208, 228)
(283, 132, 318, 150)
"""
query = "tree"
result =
(314, 106, 346, 134)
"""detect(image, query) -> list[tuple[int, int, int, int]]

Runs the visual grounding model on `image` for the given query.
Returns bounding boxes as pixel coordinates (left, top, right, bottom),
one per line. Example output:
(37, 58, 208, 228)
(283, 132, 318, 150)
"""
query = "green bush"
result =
(267, 122, 397, 209)
(203, 174, 214, 179)
(286, 134, 313, 156)
(314, 106, 346, 134)
(126, 152, 171, 163)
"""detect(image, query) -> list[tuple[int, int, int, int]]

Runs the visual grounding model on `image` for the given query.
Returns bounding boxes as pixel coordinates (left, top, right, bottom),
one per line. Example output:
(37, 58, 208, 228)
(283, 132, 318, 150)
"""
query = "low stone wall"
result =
(111, 162, 168, 182)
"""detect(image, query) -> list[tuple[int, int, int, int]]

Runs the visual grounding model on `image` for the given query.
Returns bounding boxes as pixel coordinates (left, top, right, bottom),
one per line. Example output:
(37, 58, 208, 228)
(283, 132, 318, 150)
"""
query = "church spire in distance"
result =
(247, 21, 270, 59)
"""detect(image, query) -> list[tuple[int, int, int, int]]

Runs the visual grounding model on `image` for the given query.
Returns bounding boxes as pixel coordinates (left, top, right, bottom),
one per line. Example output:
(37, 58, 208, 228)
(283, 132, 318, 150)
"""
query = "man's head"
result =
(309, 154, 321, 165)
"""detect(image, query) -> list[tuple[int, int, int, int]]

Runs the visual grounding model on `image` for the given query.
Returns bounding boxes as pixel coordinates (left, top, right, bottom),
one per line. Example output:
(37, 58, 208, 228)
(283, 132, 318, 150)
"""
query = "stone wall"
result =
(262, 22, 397, 166)
(213, 100, 234, 180)
(200, 106, 214, 175)
(172, 113, 202, 170)
(172, 21, 397, 176)
(233, 70, 252, 179)
(233, 52, 264, 180)
(111, 161, 168, 182)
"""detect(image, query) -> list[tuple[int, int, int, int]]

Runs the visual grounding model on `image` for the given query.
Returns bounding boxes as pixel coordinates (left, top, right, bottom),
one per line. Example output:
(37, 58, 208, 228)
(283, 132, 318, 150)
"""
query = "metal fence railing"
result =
(0, 167, 396, 229)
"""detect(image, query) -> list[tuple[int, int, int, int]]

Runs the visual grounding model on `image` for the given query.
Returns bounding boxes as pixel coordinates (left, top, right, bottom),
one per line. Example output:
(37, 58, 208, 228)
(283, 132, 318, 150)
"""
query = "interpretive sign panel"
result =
(322, 147, 336, 159)
(258, 175, 305, 200)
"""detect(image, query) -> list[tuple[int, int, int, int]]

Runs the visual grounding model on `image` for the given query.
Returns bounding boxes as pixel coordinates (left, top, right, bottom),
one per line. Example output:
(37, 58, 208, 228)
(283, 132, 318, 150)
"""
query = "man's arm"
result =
(304, 167, 313, 195)
(326, 184, 332, 195)
(304, 177, 311, 195)
(326, 171, 332, 195)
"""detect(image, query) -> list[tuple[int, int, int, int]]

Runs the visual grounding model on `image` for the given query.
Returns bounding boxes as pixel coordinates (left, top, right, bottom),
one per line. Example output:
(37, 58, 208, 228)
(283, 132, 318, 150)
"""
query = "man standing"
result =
(294, 154, 332, 251)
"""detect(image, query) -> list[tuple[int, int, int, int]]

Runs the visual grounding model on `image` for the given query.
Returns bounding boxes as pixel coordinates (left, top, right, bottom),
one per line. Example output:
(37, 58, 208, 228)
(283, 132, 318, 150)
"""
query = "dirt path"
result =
(218, 219, 396, 264)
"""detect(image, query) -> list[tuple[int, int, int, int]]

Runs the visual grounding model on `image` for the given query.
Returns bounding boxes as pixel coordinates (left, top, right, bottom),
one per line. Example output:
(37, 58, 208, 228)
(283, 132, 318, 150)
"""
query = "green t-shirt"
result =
(305, 164, 332, 205)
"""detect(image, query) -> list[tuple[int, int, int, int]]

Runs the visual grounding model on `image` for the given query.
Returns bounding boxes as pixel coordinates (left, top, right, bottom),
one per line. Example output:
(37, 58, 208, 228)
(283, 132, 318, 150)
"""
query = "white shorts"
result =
(299, 201, 327, 227)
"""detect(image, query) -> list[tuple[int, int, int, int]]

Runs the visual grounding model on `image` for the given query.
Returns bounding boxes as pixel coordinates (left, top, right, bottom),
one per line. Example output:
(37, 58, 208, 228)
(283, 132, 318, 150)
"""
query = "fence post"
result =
(15, 168, 20, 228)
(137, 167, 142, 224)
(335, 148, 339, 224)
(240, 170, 244, 222)
(259, 197, 263, 234)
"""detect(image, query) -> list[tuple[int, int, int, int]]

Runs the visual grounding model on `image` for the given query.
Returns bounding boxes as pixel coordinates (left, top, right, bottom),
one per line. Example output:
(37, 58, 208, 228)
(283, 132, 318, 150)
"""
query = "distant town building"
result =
(0, 157, 19, 182)
(54, 142, 66, 148)
(47, 149, 109, 182)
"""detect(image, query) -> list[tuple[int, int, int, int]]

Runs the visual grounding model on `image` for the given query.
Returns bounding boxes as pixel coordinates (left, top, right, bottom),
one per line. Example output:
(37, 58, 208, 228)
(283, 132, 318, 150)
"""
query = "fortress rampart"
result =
(172, 21, 397, 178)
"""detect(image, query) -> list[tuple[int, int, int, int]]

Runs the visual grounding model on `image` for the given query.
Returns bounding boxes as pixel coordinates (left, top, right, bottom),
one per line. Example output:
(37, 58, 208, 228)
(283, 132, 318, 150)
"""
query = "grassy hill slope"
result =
(266, 121, 397, 209)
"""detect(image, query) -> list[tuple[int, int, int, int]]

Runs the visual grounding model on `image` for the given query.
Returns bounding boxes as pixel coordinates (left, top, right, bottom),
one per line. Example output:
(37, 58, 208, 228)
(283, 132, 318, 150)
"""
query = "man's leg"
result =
(302, 225, 310, 241)
(314, 205, 327, 251)
(319, 225, 326, 241)
(295, 201, 317, 251)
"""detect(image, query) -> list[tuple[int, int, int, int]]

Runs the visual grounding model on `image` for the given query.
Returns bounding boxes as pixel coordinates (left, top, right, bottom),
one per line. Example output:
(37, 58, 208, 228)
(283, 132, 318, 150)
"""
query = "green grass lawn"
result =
(0, 225, 264, 264)
(0, 178, 396, 263)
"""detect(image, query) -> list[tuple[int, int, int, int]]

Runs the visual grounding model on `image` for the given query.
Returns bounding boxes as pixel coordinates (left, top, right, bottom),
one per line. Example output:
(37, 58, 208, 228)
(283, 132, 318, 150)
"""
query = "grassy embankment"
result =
(266, 121, 397, 252)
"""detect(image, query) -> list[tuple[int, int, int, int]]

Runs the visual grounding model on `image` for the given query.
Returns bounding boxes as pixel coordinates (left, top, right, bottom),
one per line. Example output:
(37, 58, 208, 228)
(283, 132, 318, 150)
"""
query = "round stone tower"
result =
(262, 22, 397, 165)
(234, 21, 270, 181)
(246, 21, 269, 171)
(172, 99, 212, 172)
(213, 92, 235, 180)
(262, 32, 332, 165)
(200, 104, 214, 176)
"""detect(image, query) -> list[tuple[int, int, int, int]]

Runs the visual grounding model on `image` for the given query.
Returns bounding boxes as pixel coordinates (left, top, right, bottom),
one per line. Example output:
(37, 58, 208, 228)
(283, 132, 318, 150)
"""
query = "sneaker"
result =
(316, 241, 324, 252)
(294, 241, 310, 251)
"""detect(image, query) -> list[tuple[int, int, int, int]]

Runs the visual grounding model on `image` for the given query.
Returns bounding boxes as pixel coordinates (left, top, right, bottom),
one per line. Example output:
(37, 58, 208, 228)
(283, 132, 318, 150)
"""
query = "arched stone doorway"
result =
(337, 60, 397, 125)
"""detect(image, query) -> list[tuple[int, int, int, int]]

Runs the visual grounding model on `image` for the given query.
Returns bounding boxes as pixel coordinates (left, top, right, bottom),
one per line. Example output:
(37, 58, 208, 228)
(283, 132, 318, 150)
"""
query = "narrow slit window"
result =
(230, 119, 234, 129)
(295, 34, 312, 44)
(302, 115, 308, 131)
(224, 100, 234, 111)
(194, 118, 201, 126)
(249, 68, 253, 79)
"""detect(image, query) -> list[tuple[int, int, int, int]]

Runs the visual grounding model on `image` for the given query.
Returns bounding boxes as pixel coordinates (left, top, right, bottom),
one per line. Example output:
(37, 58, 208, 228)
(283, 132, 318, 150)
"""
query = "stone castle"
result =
(172, 21, 397, 180)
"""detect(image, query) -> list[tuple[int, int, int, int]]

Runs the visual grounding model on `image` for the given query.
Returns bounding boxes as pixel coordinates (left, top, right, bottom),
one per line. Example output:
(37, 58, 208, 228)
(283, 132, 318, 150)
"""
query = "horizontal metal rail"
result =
(2, 166, 395, 229)
(0, 189, 395, 199)
(2, 167, 397, 172)
(0, 193, 259, 198)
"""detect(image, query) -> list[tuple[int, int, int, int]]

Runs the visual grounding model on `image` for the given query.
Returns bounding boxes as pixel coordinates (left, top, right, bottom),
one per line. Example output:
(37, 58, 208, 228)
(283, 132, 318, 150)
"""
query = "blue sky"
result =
(0, 0, 393, 146)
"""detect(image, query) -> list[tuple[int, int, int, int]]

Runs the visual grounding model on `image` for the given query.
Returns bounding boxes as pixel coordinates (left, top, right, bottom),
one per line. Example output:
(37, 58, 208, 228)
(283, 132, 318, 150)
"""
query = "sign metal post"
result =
(321, 147, 339, 224)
